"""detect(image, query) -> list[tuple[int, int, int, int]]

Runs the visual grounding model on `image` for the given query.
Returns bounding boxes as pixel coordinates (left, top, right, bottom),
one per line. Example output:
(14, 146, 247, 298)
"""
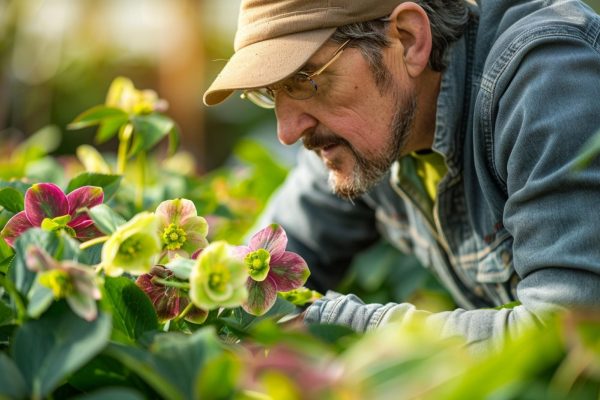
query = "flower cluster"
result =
(3, 186, 311, 323)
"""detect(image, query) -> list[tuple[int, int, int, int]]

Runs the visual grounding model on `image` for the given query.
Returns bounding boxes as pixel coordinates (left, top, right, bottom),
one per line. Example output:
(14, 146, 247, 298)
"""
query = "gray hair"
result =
(330, 1, 469, 89)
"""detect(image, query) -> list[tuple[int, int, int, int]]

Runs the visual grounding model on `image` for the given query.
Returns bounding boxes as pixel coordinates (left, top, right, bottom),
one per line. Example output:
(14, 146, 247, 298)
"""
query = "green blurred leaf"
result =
(69, 354, 146, 394)
(87, 204, 126, 235)
(72, 387, 146, 400)
(12, 302, 111, 399)
(0, 187, 24, 213)
(222, 296, 297, 334)
(102, 277, 158, 344)
(129, 114, 174, 157)
(106, 328, 225, 400)
(68, 106, 128, 130)
(96, 116, 130, 144)
(307, 323, 358, 346)
(195, 352, 241, 400)
(66, 173, 122, 201)
(0, 353, 27, 399)
(0, 300, 15, 326)
(168, 124, 181, 157)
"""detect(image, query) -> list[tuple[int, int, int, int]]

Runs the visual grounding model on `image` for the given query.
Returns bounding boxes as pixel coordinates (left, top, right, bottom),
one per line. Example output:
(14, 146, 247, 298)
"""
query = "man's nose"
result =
(275, 95, 317, 145)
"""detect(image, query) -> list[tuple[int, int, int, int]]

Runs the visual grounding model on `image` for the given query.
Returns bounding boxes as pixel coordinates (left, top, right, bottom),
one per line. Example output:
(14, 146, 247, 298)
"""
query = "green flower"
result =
(101, 212, 161, 276)
(155, 198, 208, 260)
(189, 241, 248, 310)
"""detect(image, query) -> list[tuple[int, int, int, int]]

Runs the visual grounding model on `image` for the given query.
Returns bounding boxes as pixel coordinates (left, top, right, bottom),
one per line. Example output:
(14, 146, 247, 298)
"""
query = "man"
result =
(203, 0, 600, 350)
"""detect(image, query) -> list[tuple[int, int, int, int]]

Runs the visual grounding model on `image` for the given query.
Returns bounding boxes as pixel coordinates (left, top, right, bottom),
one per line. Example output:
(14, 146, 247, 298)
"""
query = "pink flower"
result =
(136, 265, 208, 324)
(234, 224, 310, 316)
(155, 199, 209, 260)
(1, 183, 104, 247)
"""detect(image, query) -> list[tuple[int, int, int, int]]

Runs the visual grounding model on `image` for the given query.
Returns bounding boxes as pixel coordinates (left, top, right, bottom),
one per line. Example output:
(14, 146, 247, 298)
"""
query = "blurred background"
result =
(1, 0, 599, 171)
(1, 0, 599, 309)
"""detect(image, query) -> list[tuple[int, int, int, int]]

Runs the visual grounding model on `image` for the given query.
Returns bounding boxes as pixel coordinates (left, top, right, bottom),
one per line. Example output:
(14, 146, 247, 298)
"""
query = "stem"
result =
(0, 275, 27, 323)
(151, 276, 190, 289)
(174, 302, 194, 322)
(135, 151, 146, 210)
(116, 123, 133, 175)
(79, 236, 109, 250)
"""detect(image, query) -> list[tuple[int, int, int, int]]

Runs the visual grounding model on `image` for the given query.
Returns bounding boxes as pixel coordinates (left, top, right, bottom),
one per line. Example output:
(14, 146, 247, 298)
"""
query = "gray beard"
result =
(328, 94, 417, 200)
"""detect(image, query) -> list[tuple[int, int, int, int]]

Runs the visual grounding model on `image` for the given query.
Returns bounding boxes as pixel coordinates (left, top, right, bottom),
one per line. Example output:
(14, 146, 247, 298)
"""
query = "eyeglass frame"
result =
(240, 38, 352, 109)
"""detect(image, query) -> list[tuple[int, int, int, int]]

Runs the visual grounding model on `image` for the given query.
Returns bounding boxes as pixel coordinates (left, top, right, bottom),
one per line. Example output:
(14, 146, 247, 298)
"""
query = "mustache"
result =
(302, 132, 349, 151)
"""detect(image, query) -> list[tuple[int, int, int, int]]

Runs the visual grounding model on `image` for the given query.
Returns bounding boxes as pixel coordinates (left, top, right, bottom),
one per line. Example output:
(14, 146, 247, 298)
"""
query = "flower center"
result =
(244, 248, 270, 281)
(118, 237, 142, 260)
(38, 269, 73, 299)
(41, 215, 76, 237)
(162, 223, 187, 250)
(208, 263, 231, 293)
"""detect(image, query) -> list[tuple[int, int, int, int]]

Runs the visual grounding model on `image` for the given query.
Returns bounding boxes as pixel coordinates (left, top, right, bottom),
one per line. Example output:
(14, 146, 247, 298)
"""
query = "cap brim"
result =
(203, 28, 336, 106)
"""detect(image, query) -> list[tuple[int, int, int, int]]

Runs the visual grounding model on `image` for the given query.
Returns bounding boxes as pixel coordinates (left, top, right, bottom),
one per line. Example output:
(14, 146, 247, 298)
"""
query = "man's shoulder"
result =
(479, 0, 600, 85)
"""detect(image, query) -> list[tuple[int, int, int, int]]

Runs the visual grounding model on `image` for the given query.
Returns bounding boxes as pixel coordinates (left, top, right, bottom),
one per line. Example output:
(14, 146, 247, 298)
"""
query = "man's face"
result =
(274, 41, 419, 199)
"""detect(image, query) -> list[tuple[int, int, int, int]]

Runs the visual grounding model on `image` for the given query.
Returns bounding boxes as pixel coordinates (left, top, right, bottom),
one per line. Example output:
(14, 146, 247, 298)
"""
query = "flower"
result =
(1, 183, 104, 247)
(155, 198, 208, 260)
(26, 246, 101, 321)
(189, 241, 248, 311)
(101, 212, 161, 276)
(234, 224, 310, 316)
(105, 76, 168, 115)
(136, 265, 207, 324)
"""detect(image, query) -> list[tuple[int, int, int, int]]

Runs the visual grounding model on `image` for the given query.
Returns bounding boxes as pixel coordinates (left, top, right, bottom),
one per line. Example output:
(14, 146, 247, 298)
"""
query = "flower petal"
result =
(67, 186, 104, 226)
(243, 276, 277, 316)
(155, 198, 197, 226)
(25, 183, 69, 226)
(66, 292, 98, 321)
(183, 302, 208, 324)
(135, 271, 182, 321)
(1, 211, 34, 246)
(248, 224, 287, 257)
(25, 246, 60, 272)
(269, 251, 310, 292)
(70, 219, 104, 241)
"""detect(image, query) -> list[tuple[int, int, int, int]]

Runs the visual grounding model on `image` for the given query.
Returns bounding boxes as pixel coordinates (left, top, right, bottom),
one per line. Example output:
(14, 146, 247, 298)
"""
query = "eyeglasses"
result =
(240, 39, 352, 109)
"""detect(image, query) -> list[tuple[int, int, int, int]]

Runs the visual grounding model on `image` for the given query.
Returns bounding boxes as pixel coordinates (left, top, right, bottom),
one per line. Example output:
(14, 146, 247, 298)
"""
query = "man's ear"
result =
(387, 2, 433, 78)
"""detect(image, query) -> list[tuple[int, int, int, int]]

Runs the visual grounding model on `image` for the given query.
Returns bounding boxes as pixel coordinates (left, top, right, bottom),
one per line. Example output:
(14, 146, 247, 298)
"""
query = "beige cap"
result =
(203, 0, 403, 106)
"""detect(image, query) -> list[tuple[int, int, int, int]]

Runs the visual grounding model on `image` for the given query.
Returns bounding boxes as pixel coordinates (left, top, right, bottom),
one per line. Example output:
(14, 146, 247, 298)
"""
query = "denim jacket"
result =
(263, 0, 600, 351)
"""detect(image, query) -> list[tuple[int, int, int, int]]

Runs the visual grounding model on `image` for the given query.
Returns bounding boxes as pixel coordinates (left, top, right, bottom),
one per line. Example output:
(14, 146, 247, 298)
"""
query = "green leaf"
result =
(69, 354, 146, 394)
(129, 114, 174, 157)
(195, 352, 241, 400)
(167, 124, 181, 157)
(12, 302, 111, 399)
(0, 187, 24, 213)
(307, 323, 358, 346)
(68, 106, 128, 130)
(0, 300, 15, 326)
(102, 277, 158, 344)
(96, 116, 130, 144)
(106, 328, 225, 400)
(0, 353, 27, 399)
(86, 204, 126, 235)
(72, 387, 146, 400)
(66, 173, 122, 202)
(223, 296, 297, 334)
